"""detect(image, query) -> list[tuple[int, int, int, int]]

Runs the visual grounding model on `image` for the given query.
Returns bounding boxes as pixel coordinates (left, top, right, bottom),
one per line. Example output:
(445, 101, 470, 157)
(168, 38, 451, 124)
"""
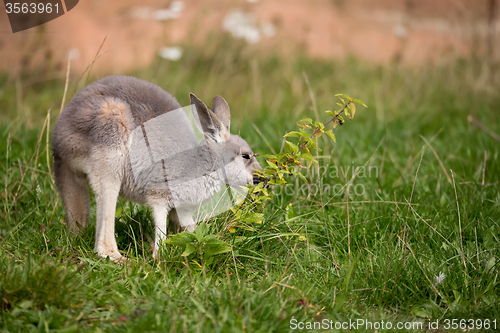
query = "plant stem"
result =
(263, 100, 352, 188)
(296, 100, 352, 155)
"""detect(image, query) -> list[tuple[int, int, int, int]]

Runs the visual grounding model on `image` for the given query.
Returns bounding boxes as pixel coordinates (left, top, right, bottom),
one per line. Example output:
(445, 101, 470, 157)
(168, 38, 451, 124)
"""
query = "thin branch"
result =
(419, 134, 451, 183)
(60, 53, 71, 114)
(263, 100, 352, 188)
(468, 115, 500, 142)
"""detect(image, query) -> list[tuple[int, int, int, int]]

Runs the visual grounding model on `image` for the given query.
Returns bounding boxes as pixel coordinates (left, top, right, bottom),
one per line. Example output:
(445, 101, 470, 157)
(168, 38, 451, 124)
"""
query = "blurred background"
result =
(0, 0, 499, 131)
(1, 0, 498, 75)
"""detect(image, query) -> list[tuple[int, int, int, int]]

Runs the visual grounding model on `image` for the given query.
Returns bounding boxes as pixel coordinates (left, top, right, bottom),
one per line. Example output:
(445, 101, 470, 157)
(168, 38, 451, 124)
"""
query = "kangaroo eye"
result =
(241, 154, 251, 159)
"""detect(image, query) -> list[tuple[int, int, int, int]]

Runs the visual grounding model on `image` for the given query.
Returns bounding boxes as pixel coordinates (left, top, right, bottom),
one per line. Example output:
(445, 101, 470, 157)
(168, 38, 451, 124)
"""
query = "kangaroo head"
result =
(190, 93, 264, 187)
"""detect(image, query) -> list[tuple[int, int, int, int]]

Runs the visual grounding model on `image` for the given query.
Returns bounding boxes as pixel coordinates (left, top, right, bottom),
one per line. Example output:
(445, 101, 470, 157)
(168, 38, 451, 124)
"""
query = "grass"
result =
(1, 38, 499, 331)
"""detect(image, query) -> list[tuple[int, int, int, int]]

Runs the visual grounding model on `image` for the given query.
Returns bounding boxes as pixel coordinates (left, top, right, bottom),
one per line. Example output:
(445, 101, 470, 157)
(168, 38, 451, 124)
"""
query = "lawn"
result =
(1, 40, 499, 332)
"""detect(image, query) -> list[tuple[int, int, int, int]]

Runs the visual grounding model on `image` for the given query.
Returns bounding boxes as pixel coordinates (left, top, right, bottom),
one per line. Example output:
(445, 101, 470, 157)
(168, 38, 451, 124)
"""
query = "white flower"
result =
(68, 48, 80, 60)
(170, 1, 185, 13)
(153, 1, 185, 21)
(223, 10, 276, 44)
(154, 9, 179, 21)
(158, 47, 183, 61)
(434, 272, 446, 285)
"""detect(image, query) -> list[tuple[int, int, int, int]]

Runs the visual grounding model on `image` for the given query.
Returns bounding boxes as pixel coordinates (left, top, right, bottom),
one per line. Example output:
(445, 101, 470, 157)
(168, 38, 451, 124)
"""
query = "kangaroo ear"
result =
(211, 95, 230, 130)
(190, 93, 229, 143)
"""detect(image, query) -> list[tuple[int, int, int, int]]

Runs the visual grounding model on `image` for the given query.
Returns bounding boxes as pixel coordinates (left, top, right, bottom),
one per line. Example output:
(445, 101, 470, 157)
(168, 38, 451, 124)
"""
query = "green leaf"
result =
(164, 236, 186, 247)
(265, 169, 276, 176)
(277, 152, 290, 159)
(335, 93, 351, 101)
(194, 221, 208, 242)
(304, 136, 314, 144)
(164, 232, 196, 247)
(189, 296, 207, 313)
(299, 128, 309, 135)
(285, 140, 299, 153)
(253, 169, 265, 177)
(269, 178, 285, 185)
(115, 208, 122, 218)
(182, 243, 197, 257)
(353, 98, 367, 108)
(348, 103, 356, 119)
(284, 131, 301, 138)
(244, 212, 264, 223)
(203, 234, 218, 242)
(298, 118, 313, 124)
(297, 123, 312, 129)
(301, 153, 318, 163)
(306, 139, 317, 151)
(485, 257, 496, 273)
(266, 160, 278, 169)
(252, 182, 264, 193)
(325, 130, 336, 142)
(205, 256, 214, 266)
(277, 179, 288, 185)
(296, 172, 308, 182)
(205, 242, 232, 257)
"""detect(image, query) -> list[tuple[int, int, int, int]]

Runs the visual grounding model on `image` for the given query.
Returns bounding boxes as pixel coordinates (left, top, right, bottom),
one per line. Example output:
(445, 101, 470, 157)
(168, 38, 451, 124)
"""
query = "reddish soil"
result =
(0, 0, 497, 75)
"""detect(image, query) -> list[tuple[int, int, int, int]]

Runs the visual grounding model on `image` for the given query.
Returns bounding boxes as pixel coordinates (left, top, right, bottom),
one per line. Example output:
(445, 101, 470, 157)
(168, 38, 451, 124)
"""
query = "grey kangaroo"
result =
(52, 75, 263, 261)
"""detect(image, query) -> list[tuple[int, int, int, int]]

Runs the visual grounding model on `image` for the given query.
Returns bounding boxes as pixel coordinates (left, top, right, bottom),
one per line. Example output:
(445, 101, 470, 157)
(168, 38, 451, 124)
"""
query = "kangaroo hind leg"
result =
(87, 151, 124, 262)
(54, 158, 90, 234)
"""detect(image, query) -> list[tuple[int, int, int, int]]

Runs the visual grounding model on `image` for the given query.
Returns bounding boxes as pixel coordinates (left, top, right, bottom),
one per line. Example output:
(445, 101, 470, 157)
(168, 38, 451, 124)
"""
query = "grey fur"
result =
(52, 75, 263, 261)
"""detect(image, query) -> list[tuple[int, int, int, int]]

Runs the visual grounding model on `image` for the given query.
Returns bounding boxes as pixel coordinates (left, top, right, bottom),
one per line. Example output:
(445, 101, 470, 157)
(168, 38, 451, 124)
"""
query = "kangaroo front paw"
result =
(96, 250, 123, 263)
(113, 256, 130, 265)
(152, 244, 163, 261)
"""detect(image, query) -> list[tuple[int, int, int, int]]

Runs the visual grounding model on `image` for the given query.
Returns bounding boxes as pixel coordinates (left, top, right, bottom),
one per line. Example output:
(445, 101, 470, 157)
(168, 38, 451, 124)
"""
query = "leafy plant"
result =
(257, 93, 366, 188)
(166, 94, 366, 261)
(163, 221, 232, 271)
(227, 94, 368, 231)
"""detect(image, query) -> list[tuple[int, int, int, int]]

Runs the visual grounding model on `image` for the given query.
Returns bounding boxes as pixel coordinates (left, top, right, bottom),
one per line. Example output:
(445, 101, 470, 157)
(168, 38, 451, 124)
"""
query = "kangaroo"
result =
(52, 75, 263, 261)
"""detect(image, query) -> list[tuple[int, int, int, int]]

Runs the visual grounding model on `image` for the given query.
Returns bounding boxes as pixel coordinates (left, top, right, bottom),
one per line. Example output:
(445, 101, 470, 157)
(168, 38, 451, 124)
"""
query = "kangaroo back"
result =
(52, 75, 186, 163)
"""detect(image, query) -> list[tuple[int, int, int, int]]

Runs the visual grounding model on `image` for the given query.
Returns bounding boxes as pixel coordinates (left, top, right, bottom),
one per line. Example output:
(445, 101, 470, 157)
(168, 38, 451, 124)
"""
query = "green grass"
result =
(1, 39, 499, 332)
